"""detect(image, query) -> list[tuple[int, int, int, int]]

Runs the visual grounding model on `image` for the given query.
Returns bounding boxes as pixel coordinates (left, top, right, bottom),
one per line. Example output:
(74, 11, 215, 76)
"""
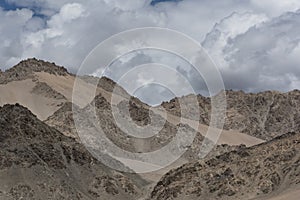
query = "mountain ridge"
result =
(0, 103, 147, 199)
(150, 131, 300, 200)
(0, 58, 69, 84)
(162, 89, 300, 140)
(0, 58, 300, 199)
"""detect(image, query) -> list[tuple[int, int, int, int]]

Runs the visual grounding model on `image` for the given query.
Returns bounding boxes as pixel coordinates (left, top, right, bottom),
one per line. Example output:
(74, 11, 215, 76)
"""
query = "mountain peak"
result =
(12, 58, 69, 75)
(0, 58, 69, 84)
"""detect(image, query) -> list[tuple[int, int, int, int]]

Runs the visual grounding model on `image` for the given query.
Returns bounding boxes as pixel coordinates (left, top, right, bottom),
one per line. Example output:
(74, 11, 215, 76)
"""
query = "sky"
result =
(0, 0, 300, 104)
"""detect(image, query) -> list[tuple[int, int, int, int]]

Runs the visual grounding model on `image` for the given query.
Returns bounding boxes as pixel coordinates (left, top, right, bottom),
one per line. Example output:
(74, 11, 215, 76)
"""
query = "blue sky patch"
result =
(0, 1, 49, 19)
(151, 0, 182, 6)
(0, 0, 18, 10)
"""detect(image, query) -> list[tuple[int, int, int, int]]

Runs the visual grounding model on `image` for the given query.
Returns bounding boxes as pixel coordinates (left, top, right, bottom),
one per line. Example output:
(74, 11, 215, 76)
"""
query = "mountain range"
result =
(0, 58, 299, 199)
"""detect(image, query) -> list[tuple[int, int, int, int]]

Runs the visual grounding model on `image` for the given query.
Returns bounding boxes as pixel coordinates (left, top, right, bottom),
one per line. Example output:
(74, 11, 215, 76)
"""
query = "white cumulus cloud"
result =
(203, 10, 300, 92)
(0, 0, 300, 103)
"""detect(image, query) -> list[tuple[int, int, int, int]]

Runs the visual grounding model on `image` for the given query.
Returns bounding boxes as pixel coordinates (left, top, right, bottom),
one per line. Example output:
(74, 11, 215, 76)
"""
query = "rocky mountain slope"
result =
(45, 91, 259, 163)
(44, 102, 79, 140)
(2, 59, 299, 141)
(162, 90, 300, 140)
(0, 58, 129, 120)
(150, 131, 300, 200)
(0, 58, 264, 147)
(0, 104, 147, 200)
(46, 93, 211, 163)
(1, 58, 299, 200)
(0, 58, 68, 84)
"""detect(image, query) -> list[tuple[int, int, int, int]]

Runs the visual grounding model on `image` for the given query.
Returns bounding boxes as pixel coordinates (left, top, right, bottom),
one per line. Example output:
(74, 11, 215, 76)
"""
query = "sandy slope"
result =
(0, 79, 64, 120)
(35, 72, 120, 107)
(36, 72, 95, 107)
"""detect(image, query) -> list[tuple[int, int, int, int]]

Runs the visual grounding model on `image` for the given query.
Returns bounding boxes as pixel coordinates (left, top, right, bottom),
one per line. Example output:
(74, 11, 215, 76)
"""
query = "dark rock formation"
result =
(0, 58, 69, 84)
(162, 90, 300, 140)
(150, 132, 300, 200)
(31, 82, 67, 100)
(0, 104, 146, 200)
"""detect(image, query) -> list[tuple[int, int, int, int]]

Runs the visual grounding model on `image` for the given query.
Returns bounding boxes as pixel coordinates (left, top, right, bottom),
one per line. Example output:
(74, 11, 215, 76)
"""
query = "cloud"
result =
(202, 12, 269, 71)
(0, 8, 34, 68)
(0, 0, 300, 104)
(203, 10, 300, 92)
(0, 0, 298, 72)
(1, 0, 170, 71)
(101, 49, 201, 104)
(249, 0, 300, 16)
(0, 0, 272, 70)
(50, 3, 86, 23)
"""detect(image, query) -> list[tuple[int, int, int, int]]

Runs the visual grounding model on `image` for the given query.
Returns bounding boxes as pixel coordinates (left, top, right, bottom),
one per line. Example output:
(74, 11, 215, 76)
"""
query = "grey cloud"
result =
(203, 10, 300, 92)
(0, 8, 33, 69)
(1, 0, 300, 104)
(2, 0, 293, 70)
(102, 49, 205, 104)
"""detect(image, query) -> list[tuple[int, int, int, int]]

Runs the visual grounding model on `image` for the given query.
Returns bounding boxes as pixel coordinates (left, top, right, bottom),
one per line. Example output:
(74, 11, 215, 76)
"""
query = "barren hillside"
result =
(0, 104, 147, 199)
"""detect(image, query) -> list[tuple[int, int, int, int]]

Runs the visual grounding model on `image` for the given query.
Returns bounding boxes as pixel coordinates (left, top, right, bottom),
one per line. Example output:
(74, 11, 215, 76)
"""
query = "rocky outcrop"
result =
(80, 75, 130, 98)
(0, 58, 69, 84)
(223, 90, 300, 140)
(85, 93, 216, 159)
(45, 92, 210, 159)
(98, 76, 130, 98)
(31, 82, 67, 100)
(162, 90, 300, 140)
(44, 102, 78, 139)
(0, 104, 146, 200)
(150, 132, 300, 200)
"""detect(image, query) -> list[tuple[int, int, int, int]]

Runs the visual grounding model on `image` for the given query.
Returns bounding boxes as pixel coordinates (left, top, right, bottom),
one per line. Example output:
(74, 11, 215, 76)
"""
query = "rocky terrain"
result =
(2, 58, 299, 141)
(31, 81, 67, 100)
(162, 90, 300, 140)
(46, 92, 211, 161)
(150, 131, 300, 200)
(0, 104, 147, 199)
(0, 58, 68, 84)
(1, 102, 299, 200)
(0, 58, 299, 200)
(0, 58, 132, 120)
(44, 102, 79, 139)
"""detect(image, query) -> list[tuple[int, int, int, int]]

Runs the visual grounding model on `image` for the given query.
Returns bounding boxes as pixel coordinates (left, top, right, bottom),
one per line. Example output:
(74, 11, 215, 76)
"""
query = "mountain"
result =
(0, 58, 264, 147)
(162, 90, 300, 140)
(150, 132, 300, 200)
(0, 58, 70, 120)
(0, 59, 265, 180)
(0, 104, 147, 199)
(0, 58, 129, 120)
(45, 93, 209, 171)
(1, 58, 299, 200)
(0, 58, 69, 84)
